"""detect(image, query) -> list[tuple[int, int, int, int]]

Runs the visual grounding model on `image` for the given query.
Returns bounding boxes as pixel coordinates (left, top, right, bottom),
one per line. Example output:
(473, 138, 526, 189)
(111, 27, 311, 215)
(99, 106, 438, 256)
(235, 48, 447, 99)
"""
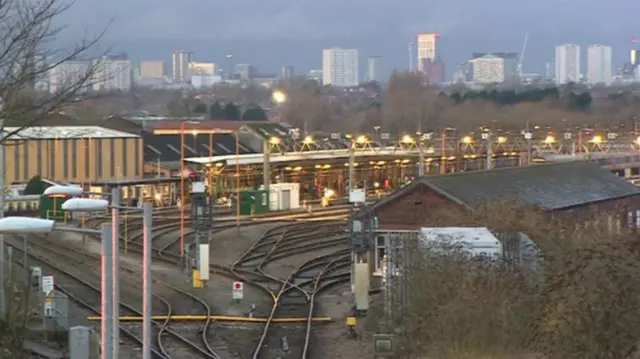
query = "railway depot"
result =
(6, 118, 640, 217)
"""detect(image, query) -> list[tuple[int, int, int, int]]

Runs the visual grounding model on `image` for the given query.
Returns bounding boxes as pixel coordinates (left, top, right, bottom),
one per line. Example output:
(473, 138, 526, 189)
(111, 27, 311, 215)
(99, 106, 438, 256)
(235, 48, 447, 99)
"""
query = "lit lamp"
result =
(544, 135, 555, 144)
(461, 136, 472, 144)
(590, 135, 603, 144)
(272, 90, 287, 104)
(401, 135, 414, 145)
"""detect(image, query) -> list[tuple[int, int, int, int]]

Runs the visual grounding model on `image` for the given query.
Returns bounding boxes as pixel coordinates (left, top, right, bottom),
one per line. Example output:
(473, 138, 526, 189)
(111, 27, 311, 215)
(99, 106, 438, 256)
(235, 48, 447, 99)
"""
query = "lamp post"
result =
(42, 187, 153, 359)
(0, 217, 115, 359)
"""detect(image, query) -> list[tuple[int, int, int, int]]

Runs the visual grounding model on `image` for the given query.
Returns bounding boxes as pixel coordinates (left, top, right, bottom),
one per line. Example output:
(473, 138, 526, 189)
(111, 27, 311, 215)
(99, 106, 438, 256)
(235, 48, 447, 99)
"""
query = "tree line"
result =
(192, 101, 268, 121)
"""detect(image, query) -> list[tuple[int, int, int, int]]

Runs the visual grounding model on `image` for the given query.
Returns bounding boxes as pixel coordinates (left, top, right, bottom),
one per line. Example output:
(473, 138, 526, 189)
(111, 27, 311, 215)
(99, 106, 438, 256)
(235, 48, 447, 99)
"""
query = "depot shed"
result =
(260, 182, 300, 211)
(356, 161, 640, 277)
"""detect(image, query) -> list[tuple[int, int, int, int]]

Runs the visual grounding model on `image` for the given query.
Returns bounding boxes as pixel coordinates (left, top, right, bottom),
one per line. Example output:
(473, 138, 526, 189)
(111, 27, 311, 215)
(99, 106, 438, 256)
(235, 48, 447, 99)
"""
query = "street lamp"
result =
(43, 185, 153, 359)
(272, 90, 287, 104)
(0, 218, 121, 359)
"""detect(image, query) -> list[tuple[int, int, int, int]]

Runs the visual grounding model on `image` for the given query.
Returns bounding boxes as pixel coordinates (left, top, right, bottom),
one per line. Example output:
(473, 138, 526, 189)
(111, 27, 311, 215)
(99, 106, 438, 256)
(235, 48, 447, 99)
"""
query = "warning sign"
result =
(232, 282, 243, 300)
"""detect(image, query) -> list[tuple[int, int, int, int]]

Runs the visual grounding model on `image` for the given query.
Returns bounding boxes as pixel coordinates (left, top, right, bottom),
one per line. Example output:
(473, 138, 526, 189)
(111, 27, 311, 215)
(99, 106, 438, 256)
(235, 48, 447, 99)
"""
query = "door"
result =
(282, 189, 291, 210)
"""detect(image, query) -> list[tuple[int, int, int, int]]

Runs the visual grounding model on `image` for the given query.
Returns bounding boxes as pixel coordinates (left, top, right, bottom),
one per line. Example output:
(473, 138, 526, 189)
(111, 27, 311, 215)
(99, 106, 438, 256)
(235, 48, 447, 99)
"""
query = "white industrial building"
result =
(587, 45, 612, 85)
(47, 60, 92, 94)
(322, 48, 359, 87)
(470, 54, 516, 84)
(555, 44, 581, 85)
(92, 57, 131, 91)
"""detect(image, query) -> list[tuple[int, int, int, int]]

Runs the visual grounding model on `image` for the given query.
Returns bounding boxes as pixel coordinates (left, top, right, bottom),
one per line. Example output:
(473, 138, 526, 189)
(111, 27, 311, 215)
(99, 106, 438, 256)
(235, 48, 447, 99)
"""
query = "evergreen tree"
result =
(208, 102, 224, 119)
(223, 102, 241, 121)
(24, 175, 45, 195)
(242, 106, 269, 121)
(193, 102, 207, 113)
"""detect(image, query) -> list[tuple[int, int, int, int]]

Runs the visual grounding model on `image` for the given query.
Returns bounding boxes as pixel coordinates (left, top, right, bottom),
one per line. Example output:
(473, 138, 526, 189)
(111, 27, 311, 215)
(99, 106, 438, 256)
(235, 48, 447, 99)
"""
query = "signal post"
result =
(189, 180, 213, 287)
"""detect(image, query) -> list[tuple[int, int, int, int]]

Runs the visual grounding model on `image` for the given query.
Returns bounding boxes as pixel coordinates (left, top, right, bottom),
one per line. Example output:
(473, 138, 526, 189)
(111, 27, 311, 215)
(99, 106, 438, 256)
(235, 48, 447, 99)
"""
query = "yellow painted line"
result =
(86, 315, 333, 323)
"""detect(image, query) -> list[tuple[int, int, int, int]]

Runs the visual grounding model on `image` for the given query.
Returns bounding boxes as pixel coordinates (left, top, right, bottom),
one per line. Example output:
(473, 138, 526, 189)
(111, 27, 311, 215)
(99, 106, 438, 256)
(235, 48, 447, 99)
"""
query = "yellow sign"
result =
(192, 270, 203, 288)
(46, 297, 53, 303)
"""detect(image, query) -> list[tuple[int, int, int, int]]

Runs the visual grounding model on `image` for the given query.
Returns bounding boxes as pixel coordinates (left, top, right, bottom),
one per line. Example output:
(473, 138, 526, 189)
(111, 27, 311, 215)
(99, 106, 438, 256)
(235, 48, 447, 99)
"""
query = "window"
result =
(71, 139, 77, 179)
(36, 141, 42, 177)
(63, 140, 69, 179)
(23, 142, 29, 179)
(50, 140, 56, 179)
(84, 139, 90, 179)
(110, 139, 115, 177)
(14, 143, 19, 181)
(122, 139, 128, 177)
(97, 139, 103, 178)
(134, 139, 140, 176)
(262, 193, 266, 205)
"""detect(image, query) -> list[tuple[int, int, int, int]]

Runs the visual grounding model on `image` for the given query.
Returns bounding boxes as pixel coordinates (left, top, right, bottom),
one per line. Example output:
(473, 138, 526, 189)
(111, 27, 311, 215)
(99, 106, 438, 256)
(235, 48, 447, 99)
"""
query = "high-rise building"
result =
(92, 56, 131, 91)
(48, 60, 91, 94)
(235, 64, 257, 81)
(420, 58, 445, 85)
(188, 62, 216, 76)
(417, 33, 440, 72)
(322, 48, 359, 87)
(468, 53, 517, 84)
(139, 61, 165, 78)
(555, 44, 581, 85)
(281, 66, 294, 79)
(172, 50, 194, 83)
(587, 45, 612, 85)
(367, 56, 381, 83)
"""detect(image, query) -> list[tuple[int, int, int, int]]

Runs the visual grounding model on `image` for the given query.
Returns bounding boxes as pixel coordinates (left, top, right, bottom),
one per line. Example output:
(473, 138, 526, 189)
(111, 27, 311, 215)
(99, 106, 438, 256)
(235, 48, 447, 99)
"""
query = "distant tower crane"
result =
(517, 32, 529, 79)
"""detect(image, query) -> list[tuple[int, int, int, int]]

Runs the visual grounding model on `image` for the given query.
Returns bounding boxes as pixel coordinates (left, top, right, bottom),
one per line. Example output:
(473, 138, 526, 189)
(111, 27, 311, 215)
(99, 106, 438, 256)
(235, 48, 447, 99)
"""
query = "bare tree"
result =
(0, 0, 109, 141)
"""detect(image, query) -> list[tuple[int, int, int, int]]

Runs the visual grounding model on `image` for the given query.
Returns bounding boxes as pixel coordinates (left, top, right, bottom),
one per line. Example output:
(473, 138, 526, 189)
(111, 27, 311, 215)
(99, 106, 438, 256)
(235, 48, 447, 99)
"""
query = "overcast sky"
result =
(58, 0, 640, 77)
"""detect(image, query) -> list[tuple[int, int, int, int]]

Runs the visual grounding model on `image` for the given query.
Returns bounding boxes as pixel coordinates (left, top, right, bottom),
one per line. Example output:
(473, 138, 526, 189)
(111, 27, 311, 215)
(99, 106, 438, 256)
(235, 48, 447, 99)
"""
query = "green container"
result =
(232, 190, 270, 216)
(40, 195, 70, 221)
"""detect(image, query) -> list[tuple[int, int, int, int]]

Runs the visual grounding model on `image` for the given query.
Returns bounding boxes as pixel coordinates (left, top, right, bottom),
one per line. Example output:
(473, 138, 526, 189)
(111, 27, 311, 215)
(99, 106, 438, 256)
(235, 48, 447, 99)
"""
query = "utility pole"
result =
(0, 119, 5, 318)
(262, 139, 270, 192)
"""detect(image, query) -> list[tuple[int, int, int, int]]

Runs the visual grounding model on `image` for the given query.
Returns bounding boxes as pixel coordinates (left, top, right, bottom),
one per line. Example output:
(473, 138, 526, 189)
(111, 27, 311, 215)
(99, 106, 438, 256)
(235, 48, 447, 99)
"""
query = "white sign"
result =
(607, 132, 617, 140)
(524, 132, 532, 140)
(564, 132, 572, 139)
(41, 275, 54, 295)
(481, 133, 488, 140)
(30, 266, 41, 277)
(44, 301, 53, 317)
(380, 133, 390, 140)
(349, 189, 366, 203)
(232, 281, 243, 300)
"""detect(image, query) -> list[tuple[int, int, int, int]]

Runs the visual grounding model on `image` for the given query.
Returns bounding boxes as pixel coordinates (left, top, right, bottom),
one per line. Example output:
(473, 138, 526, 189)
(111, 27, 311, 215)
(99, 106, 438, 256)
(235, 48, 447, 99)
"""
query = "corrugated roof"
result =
(363, 161, 640, 214)
(426, 161, 640, 210)
(142, 132, 255, 162)
(2, 126, 139, 139)
(240, 123, 290, 140)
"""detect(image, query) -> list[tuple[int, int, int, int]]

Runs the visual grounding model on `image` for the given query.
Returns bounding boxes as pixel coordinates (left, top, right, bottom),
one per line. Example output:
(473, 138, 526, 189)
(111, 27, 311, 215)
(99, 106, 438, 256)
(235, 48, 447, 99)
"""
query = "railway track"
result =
(230, 222, 351, 358)
(7, 233, 228, 359)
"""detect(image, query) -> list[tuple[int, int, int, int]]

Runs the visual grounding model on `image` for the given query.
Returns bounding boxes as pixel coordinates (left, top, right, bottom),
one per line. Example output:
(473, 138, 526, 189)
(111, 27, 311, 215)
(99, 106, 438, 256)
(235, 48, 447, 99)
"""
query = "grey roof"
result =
(365, 161, 640, 214)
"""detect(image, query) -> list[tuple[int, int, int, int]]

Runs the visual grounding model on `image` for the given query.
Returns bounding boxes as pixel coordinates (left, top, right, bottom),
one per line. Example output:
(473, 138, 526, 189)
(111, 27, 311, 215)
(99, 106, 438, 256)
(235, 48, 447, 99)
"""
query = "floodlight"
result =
(0, 217, 55, 233)
(44, 185, 83, 197)
(62, 198, 109, 212)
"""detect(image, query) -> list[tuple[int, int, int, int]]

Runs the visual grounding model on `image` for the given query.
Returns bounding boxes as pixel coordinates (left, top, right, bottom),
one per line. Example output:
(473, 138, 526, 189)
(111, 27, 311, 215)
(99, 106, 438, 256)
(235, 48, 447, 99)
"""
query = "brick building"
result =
(356, 161, 640, 274)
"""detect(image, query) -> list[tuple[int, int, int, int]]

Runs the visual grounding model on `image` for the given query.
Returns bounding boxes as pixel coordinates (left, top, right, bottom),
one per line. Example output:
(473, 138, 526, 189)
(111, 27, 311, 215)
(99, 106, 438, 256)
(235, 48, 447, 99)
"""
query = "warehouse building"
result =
(2, 126, 143, 184)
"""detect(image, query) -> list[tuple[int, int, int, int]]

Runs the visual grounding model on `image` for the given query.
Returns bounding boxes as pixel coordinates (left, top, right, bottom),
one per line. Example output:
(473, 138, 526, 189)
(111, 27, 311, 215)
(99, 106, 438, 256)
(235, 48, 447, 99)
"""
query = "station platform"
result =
(86, 315, 332, 323)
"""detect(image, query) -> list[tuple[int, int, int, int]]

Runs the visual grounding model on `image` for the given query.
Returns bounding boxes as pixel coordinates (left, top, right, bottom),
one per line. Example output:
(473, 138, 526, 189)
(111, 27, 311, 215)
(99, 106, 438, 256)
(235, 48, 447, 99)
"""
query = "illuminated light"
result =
(215, 162, 223, 167)
(353, 163, 359, 167)
(293, 166, 302, 171)
(401, 135, 414, 144)
(269, 136, 281, 145)
(154, 193, 162, 201)
(344, 163, 349, 167)
(369, 161, 376, 165)
(471, 154, 477, 159)
(461, 136, 472, 144)
(191, 130, 198, 136)
(377, 161, 385, 165)
(355, 135, 367, 144)
(394, 159, 401, 163)
(401, 159, 410, 164)
(303, 136, 314, 144)
(285, 166, 293, 171)
(315, 164, 322, 169)
(497, 136, 507, 144)
(426, 158, 433, 162)
(324, 189, 335, 198)
(544, 135, 555, 144)
(345, 134, 353, 139)
(590, 135, 603, 144)
(448, 156, 456, 160)
(322, 164, 331, 169)
(272, 90, 287, 104)
(534, 125, 540, 129)
(635, 136, 640, 145)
